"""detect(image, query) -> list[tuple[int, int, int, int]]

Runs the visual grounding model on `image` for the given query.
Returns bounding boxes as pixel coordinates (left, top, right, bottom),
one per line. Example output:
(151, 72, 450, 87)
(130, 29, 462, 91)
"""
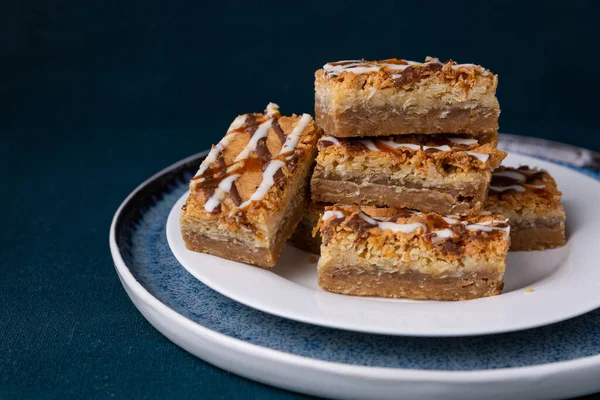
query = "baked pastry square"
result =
(180, 103, 321, 268)
(311, 134, 506, 215)
(317, 205, 510, 301)
(315, 58, 499, 137)
(486, 166, 566, 251)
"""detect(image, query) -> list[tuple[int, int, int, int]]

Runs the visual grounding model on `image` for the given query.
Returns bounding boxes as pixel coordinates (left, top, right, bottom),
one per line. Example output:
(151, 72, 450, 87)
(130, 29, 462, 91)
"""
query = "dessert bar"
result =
(486, 166, 566, 251)
(315, 57, 499, 137)
(311, 134, 506, 215)
(289, 202, 326, 254)
(180, 103, 321, 268)
(317, 205, 510, 300)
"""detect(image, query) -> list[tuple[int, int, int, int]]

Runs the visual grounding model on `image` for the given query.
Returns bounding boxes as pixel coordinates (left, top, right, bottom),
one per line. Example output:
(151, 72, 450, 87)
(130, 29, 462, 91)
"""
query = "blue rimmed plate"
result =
(110, 135, 600, 399)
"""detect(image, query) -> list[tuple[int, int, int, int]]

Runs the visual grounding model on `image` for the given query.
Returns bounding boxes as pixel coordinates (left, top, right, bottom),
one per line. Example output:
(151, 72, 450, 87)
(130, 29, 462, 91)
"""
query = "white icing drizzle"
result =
(476, 219, 510, 226)
(194, 132, 240, 179)
(385, 60, 420, 70)
(490, 185, 526, 193)
(204, 174, 241, 212)
(322, 210, 345, 221)
(324, 61, 379, 76)
(490, 168, 547, 193)
(265, 103, 280, 118)
(467, 152, 490, 162)
(448, 137, 478, 145)
(430, 229, 455, 244)
(493, 170, 526, 182)
(234, 118, 273, 162)
(359, 213, 425, 234)
(466, 223, 510, 238)
(359, 139, 381, 152)
(238, 160, 285, 209)
(442, 216, 460, 224)
(321, 137, 487, 163)
(327, 209, 509, 241)
(323, 59, 486, 77)
(319, 135, 341, 146)
(228, 115, 247, 131)
(280, 113, 312, 155)
(423, 145, 451, 152)
(378, 140, 421, 151)
(195, 103, 306, 213)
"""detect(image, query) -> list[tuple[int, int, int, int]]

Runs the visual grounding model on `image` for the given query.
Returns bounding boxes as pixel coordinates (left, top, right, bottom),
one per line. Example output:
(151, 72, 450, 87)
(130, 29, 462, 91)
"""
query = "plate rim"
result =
(166, 153, 600, 337)
(109, 138, 600, 398)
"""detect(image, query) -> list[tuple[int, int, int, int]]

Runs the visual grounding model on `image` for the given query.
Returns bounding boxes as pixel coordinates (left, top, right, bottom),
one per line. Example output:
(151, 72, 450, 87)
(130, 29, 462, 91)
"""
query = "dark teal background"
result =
(2, 1, 599, 399)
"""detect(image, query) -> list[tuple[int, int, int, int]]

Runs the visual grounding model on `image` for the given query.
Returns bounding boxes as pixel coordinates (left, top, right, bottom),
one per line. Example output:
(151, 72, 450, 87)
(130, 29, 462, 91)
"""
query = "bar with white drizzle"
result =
(317, 204, 511, 300)
(314, 57, 500, 137)
(489, 166, 548, 194)
(323, 58, 490, 78)
(322, 206, 510, 242)
(312, 132, 506, 215)
(485, 166, 566, 252)
(318, 134, 494, 164)
(189, 103, 314, 213)
(180, 103, 321, 269)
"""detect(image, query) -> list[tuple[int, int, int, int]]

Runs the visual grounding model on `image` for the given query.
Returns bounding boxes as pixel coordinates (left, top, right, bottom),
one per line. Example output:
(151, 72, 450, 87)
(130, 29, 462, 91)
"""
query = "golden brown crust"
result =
(182, 199, 306, 268)
(317, 58, 497, 92)
(485, 166, 566, 251)
(310, 177, 489, 216)
(315, 57, 499, 137)
(508, 221, 566, 251)
(318, 269, 503, 301)
(318, 205, 510, 262)
(316, 134, 506, 174)
(317, 204, 509, 300)
(182, 105, 321, 239)
(486, 166, 564, 216)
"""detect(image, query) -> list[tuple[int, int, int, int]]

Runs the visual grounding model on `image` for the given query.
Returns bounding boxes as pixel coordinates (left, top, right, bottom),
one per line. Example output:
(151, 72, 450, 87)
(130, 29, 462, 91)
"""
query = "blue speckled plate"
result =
(110, 135, 600, 400)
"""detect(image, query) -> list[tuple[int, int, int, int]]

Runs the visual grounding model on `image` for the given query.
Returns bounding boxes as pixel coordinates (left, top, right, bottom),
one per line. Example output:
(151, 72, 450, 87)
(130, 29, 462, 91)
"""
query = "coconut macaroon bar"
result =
(486, 166, 566, 251)
(315, 57, 500, 137)
(180, 103, 321, 268)
(311, 134, 506, 215)
(317, 205, 510, 301)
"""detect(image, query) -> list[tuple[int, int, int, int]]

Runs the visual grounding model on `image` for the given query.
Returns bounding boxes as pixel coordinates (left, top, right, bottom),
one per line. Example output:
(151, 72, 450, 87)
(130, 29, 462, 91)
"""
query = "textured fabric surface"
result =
(2, 1, 600, 399)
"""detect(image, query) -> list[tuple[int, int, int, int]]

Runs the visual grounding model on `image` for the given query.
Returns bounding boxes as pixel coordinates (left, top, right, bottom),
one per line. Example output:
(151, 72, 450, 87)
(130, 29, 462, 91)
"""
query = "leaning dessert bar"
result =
(486, 166, 565, 251)
(315, 57, 499, 137)
(180, 103, 321, 268)
(311, 134, 506, 215)
(317, 205, 510, 300)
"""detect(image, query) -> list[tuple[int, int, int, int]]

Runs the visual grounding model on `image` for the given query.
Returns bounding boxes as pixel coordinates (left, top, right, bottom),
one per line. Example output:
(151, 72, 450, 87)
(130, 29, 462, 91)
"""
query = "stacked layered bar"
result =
(311, 133, 505, 215)
(306, 57, 511, 300)
(487, 166, 566, 251)
(317, 205, 510, 300)
(181, 103, 321, 268)
(315, 57, 500, 137)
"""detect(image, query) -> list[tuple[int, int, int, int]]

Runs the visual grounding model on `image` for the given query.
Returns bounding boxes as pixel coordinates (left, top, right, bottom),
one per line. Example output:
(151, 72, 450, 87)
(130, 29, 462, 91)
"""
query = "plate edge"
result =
(109, 143, 600, 381)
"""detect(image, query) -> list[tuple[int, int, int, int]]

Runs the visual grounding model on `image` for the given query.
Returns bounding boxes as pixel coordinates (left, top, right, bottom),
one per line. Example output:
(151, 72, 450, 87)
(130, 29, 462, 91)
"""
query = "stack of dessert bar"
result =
(291, 58, 565, 301)
(180, 56, 566, 302)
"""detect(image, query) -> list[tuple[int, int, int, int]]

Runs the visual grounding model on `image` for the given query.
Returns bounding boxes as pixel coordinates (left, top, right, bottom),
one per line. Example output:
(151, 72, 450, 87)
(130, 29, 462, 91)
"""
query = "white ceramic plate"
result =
(167, 152, 600, 336)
